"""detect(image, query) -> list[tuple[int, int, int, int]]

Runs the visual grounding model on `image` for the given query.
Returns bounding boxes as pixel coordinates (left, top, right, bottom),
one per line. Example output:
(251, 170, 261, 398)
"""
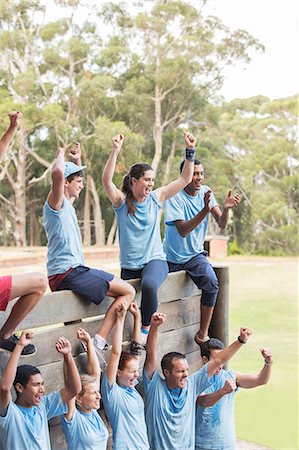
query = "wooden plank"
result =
(157, 295, 201, 332)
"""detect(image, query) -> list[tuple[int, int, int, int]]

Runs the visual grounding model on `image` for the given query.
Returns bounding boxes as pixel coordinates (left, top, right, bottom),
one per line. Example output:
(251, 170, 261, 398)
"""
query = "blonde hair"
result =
(75, 374, 97, 407)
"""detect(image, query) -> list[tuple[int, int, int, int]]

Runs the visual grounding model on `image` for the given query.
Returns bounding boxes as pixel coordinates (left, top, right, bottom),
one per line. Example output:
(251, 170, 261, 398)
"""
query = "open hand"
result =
(224, 191, 240, 209)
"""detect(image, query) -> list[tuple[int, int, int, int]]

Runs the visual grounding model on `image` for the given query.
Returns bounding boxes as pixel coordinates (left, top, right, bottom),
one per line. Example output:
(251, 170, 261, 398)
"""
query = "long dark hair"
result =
(121, 163, 153, 215)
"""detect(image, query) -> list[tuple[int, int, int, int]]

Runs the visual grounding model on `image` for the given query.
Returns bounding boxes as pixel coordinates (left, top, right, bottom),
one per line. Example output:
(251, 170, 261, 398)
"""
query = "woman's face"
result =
(132, 170, 155, 201)
(76, 382, 101, 412)
(117, 358, 140, 388)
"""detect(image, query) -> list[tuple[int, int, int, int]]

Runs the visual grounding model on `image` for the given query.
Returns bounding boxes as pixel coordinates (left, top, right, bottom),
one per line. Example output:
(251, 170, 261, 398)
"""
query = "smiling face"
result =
(16, 373, 45, 408)
(76, 382, 101, 413)
(117, 358, 140, 388)
(64, 175, 84, 200)
(164, 357, 189, 389)
(185, 164, 204, 195)
(131, 170, 155, 202)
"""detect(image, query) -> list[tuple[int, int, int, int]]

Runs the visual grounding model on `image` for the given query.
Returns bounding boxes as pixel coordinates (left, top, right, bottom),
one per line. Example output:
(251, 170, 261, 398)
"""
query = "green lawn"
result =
(227, 258, 298, 449)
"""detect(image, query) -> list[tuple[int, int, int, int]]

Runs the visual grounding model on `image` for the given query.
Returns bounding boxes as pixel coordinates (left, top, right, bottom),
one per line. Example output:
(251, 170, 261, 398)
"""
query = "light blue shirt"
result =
(114, 192, 166, 269)
(61, 408, 109, 450)
(143, 364, 213, 450)
(0, 391, 67, 450)
(101, 373, 149, 450)
(195, 369, 238, 450)
(163, 186, 218, 264)
(43, 196, 84, 276)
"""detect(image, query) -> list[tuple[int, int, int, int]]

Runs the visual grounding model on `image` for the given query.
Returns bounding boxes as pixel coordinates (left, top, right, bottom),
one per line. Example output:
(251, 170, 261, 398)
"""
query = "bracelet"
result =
(185, 147, 195, 161)
(237, 336, 246, 344)
(264, 360, 273, 366)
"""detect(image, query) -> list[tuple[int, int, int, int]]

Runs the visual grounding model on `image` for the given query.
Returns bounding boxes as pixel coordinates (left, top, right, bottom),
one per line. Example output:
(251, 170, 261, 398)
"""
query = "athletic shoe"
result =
(194, 332, 210, 346)
(92, 336, 108, 370)
(0, 334, 36, 356)
(140, 328, 149, 346)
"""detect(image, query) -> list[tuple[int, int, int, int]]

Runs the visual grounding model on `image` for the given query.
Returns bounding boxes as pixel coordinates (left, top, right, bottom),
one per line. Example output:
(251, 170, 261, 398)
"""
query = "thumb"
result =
(227, 190, 231, 197)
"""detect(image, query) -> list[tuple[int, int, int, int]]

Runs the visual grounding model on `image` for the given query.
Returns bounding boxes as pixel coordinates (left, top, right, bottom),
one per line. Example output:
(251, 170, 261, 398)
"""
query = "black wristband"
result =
(185, 147, 195, 161)
(238, 335, 246, 344)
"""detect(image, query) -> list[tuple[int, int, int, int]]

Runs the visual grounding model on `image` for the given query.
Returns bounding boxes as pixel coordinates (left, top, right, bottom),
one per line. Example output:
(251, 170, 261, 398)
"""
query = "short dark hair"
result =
(161, 352, 186, 373)
(14, 365, 41, 391)
(199, 338, 225, 360)
(66, 170, 85, 183)
(179, 159, 201, 173)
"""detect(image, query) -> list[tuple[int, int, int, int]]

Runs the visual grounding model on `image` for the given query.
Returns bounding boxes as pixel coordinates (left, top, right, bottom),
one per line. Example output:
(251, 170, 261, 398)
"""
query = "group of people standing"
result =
(0, 112, 272, 450)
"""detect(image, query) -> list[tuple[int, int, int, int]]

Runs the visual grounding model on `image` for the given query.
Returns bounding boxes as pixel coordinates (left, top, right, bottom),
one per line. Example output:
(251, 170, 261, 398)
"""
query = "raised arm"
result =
(0, 330, 33, 416)
(197, 378, 236, 407)
(210, 190, 241, 229)
(144, 312, 166, 380)
(175, 190, 211, 237)
(47, 147, 65, 210)
(0, 111, 22, 162)
(56, 337, 81, 404)
(106, 303, 127, 385)
(102, 134, 125, 207)
(236, 348, 273, 388)
(155, 131, 196, 203)
(207, 328, 252, 378)
(77, 328, 100, 385)
(69, 142, 82, 166)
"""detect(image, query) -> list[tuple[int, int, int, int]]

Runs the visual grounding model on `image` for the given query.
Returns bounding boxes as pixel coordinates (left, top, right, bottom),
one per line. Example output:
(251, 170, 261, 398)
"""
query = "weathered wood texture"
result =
(0, 266, 229, 450)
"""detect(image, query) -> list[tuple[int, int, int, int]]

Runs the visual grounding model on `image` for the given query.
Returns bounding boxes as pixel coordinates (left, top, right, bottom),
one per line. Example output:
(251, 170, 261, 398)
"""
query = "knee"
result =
(125, 282, 136, 301)
(141, 278, 157, 296)
(35, 273, 47, 297)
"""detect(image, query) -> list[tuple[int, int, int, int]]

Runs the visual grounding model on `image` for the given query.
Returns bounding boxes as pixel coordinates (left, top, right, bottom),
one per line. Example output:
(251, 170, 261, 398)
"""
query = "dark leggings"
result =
(121, 259, 169, 326)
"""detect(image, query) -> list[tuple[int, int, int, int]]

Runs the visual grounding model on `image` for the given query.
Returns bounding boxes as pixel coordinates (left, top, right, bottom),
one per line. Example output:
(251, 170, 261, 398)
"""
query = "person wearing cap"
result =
(195, 338, 273, 450)
(0, 330, 81, 450)
(43, 143, 135, 368)
(0, 112, 47, 357)
(163, 159, 240, 345)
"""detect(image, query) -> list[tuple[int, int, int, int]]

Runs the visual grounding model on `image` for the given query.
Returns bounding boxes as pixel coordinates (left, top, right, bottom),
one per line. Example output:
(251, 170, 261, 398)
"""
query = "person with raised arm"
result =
(143, 313, 252, 450)
(163, 158, 240, 344)
(0, 331, 81, 450)
(101, 302, 149, 450)
(195, 339, 273, 450)
(0, 112, 47, 356)
(61, 327, 108, 450)
(43, 142, 135, 368)
(102, 131, 196, 344)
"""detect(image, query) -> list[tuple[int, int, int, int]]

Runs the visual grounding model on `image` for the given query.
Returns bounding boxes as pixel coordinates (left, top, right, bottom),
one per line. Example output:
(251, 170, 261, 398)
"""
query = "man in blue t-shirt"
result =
(195, 338, 273, 450)
(143, 313, 252, 450)
(163, 159, 240, 344)
(43, 141, 135, 368)
(0, 330, 81, 450)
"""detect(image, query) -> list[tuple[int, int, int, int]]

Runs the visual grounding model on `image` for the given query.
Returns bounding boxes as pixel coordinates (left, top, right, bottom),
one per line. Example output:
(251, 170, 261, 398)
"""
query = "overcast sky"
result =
(201, 0, 299, 100)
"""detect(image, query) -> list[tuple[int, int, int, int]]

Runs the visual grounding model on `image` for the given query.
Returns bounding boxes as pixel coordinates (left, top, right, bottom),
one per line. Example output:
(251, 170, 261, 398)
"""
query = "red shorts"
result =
(0, 275, 12, 312)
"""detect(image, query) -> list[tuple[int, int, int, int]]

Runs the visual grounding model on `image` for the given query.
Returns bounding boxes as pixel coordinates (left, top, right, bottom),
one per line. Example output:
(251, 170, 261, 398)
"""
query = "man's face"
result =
(164, 357, 189, 389)
(186, 164, 204, 192)
(65, 175, 84, 200)
(17, 374, 45, 407)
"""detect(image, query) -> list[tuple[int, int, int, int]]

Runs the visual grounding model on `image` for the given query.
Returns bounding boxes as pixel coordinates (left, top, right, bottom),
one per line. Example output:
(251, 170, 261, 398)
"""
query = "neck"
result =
(184, 185, 198, 196)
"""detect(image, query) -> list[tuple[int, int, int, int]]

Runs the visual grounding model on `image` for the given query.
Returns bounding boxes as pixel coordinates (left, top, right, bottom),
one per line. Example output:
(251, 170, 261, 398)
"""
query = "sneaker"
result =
(0, 334, 36, 357)
(92, 336, 108, 370)
(140, 328, 149, 346)
(194, 332, 210, 346)
(130, 340, 146, 356)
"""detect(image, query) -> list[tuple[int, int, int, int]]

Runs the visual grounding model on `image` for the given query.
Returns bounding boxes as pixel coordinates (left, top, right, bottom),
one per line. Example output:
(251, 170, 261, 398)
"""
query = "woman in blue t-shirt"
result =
(61, 328, 108, 450)
(102, 131, 196, 341)
(101, 301, 149, 450)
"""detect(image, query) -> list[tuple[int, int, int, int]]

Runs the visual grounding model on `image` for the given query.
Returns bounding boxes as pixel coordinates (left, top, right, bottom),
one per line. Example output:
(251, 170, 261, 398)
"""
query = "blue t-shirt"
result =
(163, 186, 218, 264)
(61, 407, 109, 450)
(114, 191, 166, 269)
(43, 196, 84, 276)
(195, 369, 238, 450)
(101, 373, 149, 450)
(0, 391, 67, 450)
(143, 364, 213, 450)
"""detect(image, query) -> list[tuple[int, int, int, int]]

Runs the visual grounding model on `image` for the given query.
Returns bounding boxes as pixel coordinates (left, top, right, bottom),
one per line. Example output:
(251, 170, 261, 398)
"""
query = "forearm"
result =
(0, 125, 17, 161)
(102, 149, 118, 187)
(181, 158, 195, 185)
(111, 317, 125, 356)
(86, 339, 100, 378)
(217, 207, 229, 229)
(197, 389, 226, 407)
(176, 206, 210, 237)
(144, 327, 158, 377)
(63, 353, 81, 397)
(0, 345, 22, 392)
(133, 315, 142, 343)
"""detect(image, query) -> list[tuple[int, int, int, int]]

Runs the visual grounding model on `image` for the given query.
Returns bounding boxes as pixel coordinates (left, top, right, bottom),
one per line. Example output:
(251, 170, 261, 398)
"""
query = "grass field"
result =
(227, 258, 298, 450)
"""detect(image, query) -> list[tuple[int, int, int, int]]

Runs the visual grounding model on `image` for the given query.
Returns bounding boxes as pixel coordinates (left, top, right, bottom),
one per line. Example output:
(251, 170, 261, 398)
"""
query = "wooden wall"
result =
(0, 266, 229, 450)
